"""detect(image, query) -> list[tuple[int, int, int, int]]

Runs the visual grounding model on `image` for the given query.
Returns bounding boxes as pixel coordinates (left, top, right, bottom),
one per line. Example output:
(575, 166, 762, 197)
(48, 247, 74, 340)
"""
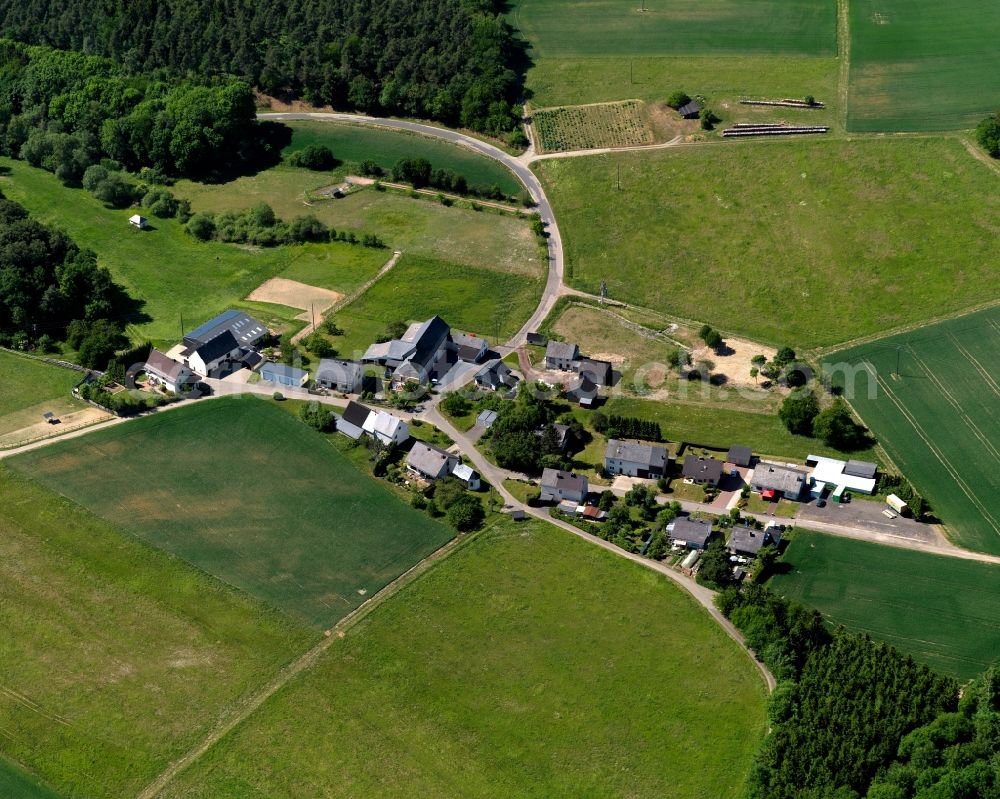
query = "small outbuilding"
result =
(677, 100, 702, 119)
(452, 463, 481, 491)
(260, 362, 309, 387)
(727, 445, 753, 468)
(129, 214, 148, 229)
(477, 409, 499, 429)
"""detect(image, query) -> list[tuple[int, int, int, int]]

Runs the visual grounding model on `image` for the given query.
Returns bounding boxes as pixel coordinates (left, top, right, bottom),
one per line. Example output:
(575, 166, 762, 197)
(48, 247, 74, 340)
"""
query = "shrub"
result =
(93, 174, 137, 208)
(300, 400, 336, 432)
(446, 495, 485, 531)
(506, 129, 529, 150)
(976, 111, 1000, 158)
(359, 159, 382, 176)
(82, 164, 109, 192)
(288, 144, 336, 170)
(666, 91, 691, 109)
(186, 213, 216, 241)
(272, 391, 284, 401)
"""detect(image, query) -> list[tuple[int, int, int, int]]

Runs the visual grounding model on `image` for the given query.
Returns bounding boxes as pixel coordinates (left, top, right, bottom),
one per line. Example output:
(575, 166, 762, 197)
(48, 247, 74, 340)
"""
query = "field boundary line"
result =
(134, 531, 471, 799)
(961, 137, 1000, 177)
(906, 348, 1000, 463)
(837, 0, 850, 132)
(947, 332, 1000, 398)
(865, 362, 1000, 539)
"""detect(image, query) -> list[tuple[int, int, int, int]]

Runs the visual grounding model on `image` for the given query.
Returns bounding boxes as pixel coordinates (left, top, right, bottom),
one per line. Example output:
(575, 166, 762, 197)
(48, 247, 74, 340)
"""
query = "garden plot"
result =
(531, 100, 655, 153)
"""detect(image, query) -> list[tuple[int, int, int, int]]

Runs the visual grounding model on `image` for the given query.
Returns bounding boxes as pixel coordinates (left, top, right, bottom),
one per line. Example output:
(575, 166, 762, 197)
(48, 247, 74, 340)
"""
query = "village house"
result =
(545, 340, 580, 371)
(576, 357, 613, 387)
(539, 468, 588, 504)
(334, 400, 374, 440)
(474, 360, 519, 393)
(184, 330, 241, 376)
(315, 359, 366, 393)
(406, 441, 458, 481)
(260, 362, 309, 387)
(452, 463, 481, 490)
(670, 518, 713, 550)
(363, 409, 410, 446)
(751, 462, 809, 501)
(143, 349, 193, 393)
(451, 331, 489, 363)
(536, 423, 571, 454)
(362, 315, 452, 387)
(682, 455, 723, 487)
(604, 439, 670, 479)
(727, 525, 783, 558)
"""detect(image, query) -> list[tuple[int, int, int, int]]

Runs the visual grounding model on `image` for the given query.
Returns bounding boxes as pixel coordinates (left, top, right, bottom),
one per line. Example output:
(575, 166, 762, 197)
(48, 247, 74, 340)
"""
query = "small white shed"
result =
(129, 214, 148, 229)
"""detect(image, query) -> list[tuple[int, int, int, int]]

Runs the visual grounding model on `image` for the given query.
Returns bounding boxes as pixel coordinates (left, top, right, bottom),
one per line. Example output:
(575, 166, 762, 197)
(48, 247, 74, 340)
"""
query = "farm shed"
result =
(677, 100, 702, 119)
(576, 357, 613, 386)
(565, 374, 599, 407)
(183, 309, 266, 350)
(477, 409, 499, 429)
(261, 363, 309, 387)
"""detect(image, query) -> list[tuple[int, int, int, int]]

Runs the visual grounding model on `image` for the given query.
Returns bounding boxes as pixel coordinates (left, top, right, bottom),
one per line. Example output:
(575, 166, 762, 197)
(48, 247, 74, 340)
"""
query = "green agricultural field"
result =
(281, 120, 522, 194)
(509, 0, 834, 59)
(9, 398, 455, 627)
(603, 397, 878, 463)
(537, 137, 1000, 348)
(771, 531, 1000, 680)
(0, 759, 61, 799)
(848, 0, 1000, 131)
(175, 169, 539, 277)
(160, 519, 768, 798)
(0, 159, 386, 347)
(0, 466, 312, 799)
(828, 306, 1000, 553)
(0, 351, 85, 438)
(332, 255, 544, 358)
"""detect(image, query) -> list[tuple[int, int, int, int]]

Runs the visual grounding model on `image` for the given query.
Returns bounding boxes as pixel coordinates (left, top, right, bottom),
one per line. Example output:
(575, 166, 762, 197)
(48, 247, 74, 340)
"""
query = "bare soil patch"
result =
(691, 337, 776, 389)
(247, 277, 343, 313)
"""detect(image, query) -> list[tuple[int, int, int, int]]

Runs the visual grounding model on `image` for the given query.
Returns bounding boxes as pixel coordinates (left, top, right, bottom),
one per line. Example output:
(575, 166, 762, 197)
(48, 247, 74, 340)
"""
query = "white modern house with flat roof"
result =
(806, 455, 877, 496)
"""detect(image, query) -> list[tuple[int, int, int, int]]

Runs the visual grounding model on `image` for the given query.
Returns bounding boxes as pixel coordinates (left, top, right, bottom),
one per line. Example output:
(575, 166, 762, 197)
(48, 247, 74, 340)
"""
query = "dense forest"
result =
(718, 586, 958, 799)
(0, 40, 269, 182)
(0, 191, 136, 365)
(0, 0, 525, 135)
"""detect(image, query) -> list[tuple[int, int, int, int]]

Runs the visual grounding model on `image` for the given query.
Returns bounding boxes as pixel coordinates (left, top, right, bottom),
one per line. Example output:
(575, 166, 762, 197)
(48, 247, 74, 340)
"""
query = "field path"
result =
(134, 532, 468, 799)
(836, 0, 850, 132)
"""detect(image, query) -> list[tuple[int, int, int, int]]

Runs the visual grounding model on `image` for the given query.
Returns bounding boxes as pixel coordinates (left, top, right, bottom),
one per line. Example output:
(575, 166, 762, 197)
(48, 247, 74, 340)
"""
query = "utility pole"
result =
(895, 345, 902, 378)
(310, 302, 315, 331)
(600, 280, 607, 305)
(179, 312, 184, 341)
(616, 163, 621, 191)
(630, 60, 634, 85)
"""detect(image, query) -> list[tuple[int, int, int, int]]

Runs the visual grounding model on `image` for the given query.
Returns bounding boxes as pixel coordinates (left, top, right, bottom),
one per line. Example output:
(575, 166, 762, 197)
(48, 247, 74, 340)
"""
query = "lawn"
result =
(281, 120, 523, 195)
(8, 397, 456, 628)
(0, 159, 387, 347)
(0, 350, 85, 437)
(332, 255, 545, 359)
(603, 397, 878, 463)
(537, 136, 1000, 348)
(0, 466, 312, 799)
(770, 531, 1000, 680)
(175, 170, 540, 276)
(827, 306, 1000, 554)
(509, 0, 835, 60)
(160, 518, 768, 798)
(848, 0, 1000, 132)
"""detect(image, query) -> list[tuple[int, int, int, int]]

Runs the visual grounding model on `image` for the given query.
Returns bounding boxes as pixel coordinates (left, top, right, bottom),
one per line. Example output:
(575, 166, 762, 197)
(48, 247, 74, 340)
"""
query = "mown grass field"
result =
(770, 531, 1000, 680)
(509, 0, 834, 59)
(526, 55, 839, 129)
(9, 397, 455, 627)
(0, 159, 386, 347)
(332, 255, 544, 358)
(0, 351, 85, 437)
(160, 518, 767, 798)
(175, 168, 539, 276)
(531, 100, 654, 152)
(604, 397, 878, 463)
(848, 0, 1000, 131)
(828, 306, 1000, 554)
(0, 466, 312, 799)
(281, 120, 522, 194)
(537, 137, 1000, 348)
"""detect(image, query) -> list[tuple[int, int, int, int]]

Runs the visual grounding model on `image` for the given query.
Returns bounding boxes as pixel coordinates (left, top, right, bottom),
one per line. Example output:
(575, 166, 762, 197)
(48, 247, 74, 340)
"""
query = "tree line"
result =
(0, 39, 271, 184)
(0, 0, 526, 136)
(0, 191, 136, 364)
(591, 412, 662, 442)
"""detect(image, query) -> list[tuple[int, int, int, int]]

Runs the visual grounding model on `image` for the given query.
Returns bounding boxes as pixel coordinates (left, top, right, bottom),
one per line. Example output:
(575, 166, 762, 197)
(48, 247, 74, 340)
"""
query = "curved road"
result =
(259, 112, 565, 348)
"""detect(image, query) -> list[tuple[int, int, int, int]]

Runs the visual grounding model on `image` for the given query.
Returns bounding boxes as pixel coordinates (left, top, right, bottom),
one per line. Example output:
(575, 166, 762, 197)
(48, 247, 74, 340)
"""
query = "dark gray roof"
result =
(578, 358, 613, 385)
(729, 526, 781, 556)
(475, 360, 518, 390)
(184, 309, 265, 347)
(545, 340, 579, 361)
(844, 459, 877, 479)
(682, 455, 723, 482)
(526, 333, 547, 346)
(316, 359, 362, 386)
(410, 315, 451, 369)
(342, 400, 373, 428)
(242, 350, 264, 368)
(192, 330, 239, 364)
(677, 100, 702, 118)
(567, 374, 598, 397)
(753, 463, 808, 494)
(605, 439, 668, 470)
(541, 468, 587, 494)
(671, 518, 712, 547)
(727, 445, 753, 467)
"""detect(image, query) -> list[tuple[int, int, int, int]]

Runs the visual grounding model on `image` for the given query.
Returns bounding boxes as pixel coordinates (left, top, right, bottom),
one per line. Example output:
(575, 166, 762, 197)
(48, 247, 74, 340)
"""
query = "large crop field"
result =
(771, 531, 1000, 680)
(9, 398, 455, 627)
(332, 255, 545, 358)
(537, 136, 1000, 348)
(0, 160, 387, 347)
(160, 518, 767, 798)
(828, 306, 1000, 553)
(280, 121, 522, 195)
(848, 0, 1000, 131)
(0, 466, 312, 798)
(0, 351, 85, 438)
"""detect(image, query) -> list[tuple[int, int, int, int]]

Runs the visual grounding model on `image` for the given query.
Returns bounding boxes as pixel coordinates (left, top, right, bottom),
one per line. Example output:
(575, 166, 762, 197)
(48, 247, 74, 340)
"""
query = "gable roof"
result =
(316, 359, 362, 386)
(578, 357, 613, 385)
(526, 332, 547, 346)
(476, 409, 498, 428)
(540, 468, 587, 494)
(452, 463, 478, 483)
(261, 362, 307, 382)
(605, 439, 668, 470)
(341, 400, 374, 429)
(145, 349, 188, 381)
(475, 359, 518, 389)
(753, 462, 808, 494)
(405, 441, 454, 477)
(364, 410, 407, 440)
(451, 331, 487, 351)
(191, 329, 239, 364)
(727, 445, 753, 467)
(185, 309, 265, 347)
(407, 315, 451, 368)
(728, 526, 766, 556)
(545, 340, 579, 361)
(844, 459, 877, 479)
(677, 100, 702, 117)
(671, 518, 712, 547)
(682, 455, 723, 482)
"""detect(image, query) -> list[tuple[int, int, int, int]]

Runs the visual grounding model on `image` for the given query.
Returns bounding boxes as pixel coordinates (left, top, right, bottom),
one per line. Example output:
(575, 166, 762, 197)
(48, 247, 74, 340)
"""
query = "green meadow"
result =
(0, 351, 85, 438)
